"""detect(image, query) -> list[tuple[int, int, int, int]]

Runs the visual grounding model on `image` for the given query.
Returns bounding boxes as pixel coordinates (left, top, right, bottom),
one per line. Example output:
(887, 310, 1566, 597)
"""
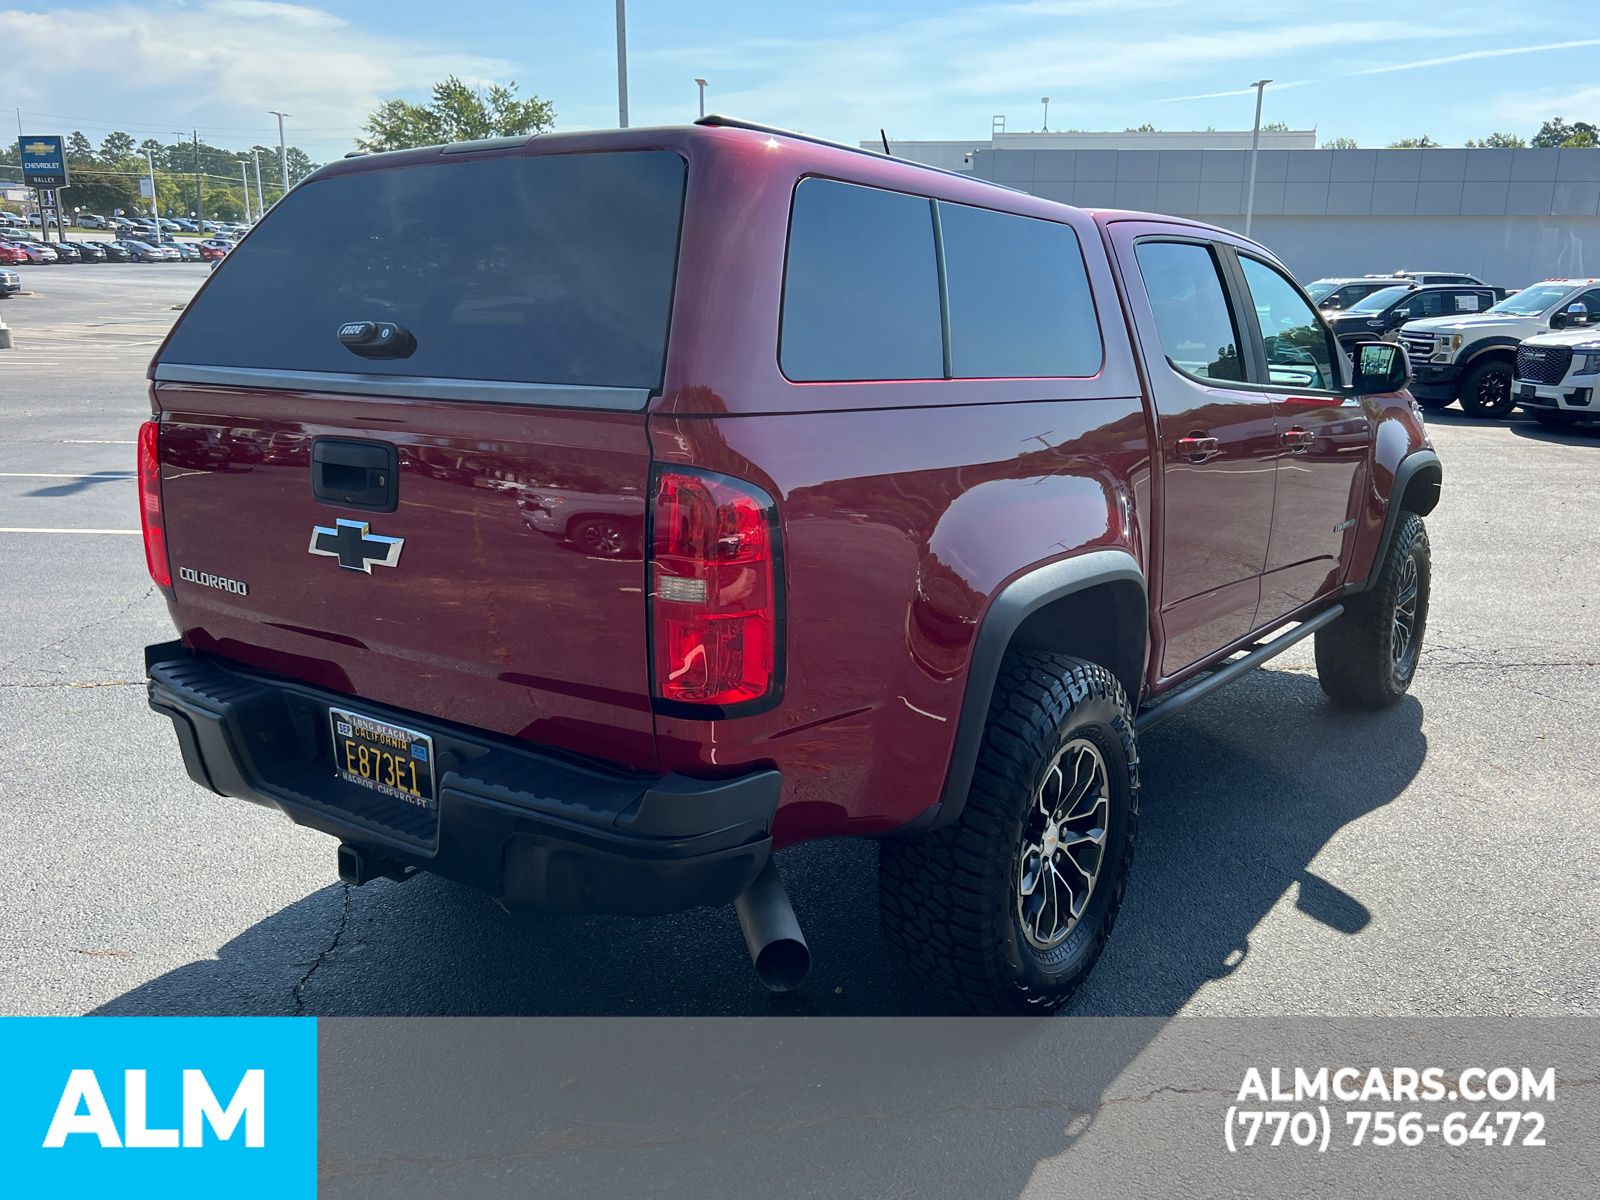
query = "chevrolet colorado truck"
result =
(141, 117, 1441, 1014)
(1399, 278, 1600, 417)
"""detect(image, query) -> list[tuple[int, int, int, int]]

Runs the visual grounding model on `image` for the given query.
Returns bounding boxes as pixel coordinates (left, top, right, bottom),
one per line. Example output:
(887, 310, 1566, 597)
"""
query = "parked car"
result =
(1390, 269, 1486, 287)
(99, 240, 133, 262)
(47, 241, 82, 263)
(10, 241, 58, 264)
(112, 239, 167, 263)
(0, 267, 18, 298)
(170, 241, 201, 262)
(0, 242, 27, 265)
(196, 239, 231, 260)
(141, 118, 1440, 1014)
(1327, 284, 1500, 351)
(26, 212, 63, 228)
(60, 240, 108, 263)
(1398, 277, 1600, 416)
(173, 219, 200, 232)
(0, 211, 24, 227)
(1305, 276, 1410, 311)
(4, 229, 40, 243)
(1512, 327, 1600, 428)
(76, 213, 111, 229)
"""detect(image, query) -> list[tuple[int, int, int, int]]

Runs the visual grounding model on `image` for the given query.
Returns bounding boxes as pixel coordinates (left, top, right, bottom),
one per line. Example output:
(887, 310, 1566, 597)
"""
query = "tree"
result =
(99, 130, 136, 161)
(1387, 135, 1439, 148)
(1122, 122, 1158, 133)
(1532, 118, 1598, 148)
(1261, 121, 1290, 132)
(66, 130, 94, 160)
(137, 138, 165, 159)
(1465, 131, 1526, 148)
(358, 75, 555, 152)
(1323, 136, 1358, 149)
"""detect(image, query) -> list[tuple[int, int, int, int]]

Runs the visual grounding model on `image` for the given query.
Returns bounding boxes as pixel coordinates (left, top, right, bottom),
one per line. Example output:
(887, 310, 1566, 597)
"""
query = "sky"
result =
(1, 0, 1596, 159)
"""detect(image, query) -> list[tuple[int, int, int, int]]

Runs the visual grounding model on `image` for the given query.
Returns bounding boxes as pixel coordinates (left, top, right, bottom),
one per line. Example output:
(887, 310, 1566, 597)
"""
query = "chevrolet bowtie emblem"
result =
(24, 142, 53, 156)
(308, 519, 404, 573)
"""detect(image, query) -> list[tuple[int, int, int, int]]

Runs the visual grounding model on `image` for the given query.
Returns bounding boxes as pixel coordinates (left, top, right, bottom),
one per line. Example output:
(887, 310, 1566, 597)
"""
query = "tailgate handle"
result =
(312, 439, 399, 512)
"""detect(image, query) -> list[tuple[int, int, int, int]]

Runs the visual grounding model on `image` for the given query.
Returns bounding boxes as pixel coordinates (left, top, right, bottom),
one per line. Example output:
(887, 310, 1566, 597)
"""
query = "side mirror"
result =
(1351, 341, 1410, 395)
(1551, 312, 1568, 330)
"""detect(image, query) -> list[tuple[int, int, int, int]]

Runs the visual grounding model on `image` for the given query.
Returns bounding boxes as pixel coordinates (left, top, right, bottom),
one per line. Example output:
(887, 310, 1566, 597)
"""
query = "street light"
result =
(238, 160, 251, 224)
(1244, 79, 1272, 238)
(615, 0, 630, 127)
(1041, 96, 1050, 132)
(695, 78, 708, 119)
(268, 110, 291, 196)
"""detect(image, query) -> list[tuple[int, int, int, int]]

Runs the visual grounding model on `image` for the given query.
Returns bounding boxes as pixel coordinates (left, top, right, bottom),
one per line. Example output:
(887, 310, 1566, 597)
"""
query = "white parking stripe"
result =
(0, 472, 134, 479)
(62, 440, 137, 445)
(0, 527, 141, 535)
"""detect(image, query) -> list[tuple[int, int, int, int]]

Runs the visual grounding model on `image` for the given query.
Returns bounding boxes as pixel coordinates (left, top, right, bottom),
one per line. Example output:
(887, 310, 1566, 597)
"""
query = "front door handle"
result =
(1176, 435, 1219, 461)
(1281, 428, 1315, 451)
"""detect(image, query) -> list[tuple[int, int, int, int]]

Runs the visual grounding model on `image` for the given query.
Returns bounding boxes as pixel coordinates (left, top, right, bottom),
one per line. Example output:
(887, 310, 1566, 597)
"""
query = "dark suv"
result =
(141, 118, 1441, 1013)
(1327, 283, 1500, 350)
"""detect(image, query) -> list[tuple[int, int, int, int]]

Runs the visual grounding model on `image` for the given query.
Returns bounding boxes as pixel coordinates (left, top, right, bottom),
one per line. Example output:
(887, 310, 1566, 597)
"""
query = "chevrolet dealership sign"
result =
(19, 135, 68, 188)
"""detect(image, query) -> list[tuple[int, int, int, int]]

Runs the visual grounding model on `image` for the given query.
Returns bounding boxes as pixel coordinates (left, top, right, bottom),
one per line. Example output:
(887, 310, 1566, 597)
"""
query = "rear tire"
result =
(1315, 513, 1430, 709)
(879, 653, 1139, 1014)
(1457, 360, 1516, 418)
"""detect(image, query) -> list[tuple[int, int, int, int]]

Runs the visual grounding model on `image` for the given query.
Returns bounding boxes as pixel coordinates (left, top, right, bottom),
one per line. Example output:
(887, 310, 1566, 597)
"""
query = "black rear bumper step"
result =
(145, 641, 781, 914)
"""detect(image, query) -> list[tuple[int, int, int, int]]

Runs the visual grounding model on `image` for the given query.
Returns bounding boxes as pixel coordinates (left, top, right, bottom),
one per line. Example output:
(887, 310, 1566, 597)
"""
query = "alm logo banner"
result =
(0, 1017, 316, 1198)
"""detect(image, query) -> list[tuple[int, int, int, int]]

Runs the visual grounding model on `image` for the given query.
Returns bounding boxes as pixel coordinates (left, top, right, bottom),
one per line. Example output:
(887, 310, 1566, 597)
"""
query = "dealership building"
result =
(867, 130, 1600, 287)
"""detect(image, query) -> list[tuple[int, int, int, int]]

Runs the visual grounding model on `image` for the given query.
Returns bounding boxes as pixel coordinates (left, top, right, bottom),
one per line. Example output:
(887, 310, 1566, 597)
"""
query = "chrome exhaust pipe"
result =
(733, 859, 810, 991)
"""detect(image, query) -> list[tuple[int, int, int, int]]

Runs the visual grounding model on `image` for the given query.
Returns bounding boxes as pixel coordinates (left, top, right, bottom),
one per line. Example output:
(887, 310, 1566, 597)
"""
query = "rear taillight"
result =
(137, 419, 171, 587)
(650, 470, 781, 711)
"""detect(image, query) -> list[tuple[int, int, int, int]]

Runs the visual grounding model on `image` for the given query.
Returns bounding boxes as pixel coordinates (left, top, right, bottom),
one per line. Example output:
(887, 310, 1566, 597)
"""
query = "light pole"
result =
(252, 148, 264, 220)
(238, 160, 251, 223)
(1244, 79, 1271, 238)
(268, 110, 291, 196)
(695, 78, 708, 119)
(144, 146, 161, 244)
(1040, 96, 1050, 132)
(615, 0, 629, 127)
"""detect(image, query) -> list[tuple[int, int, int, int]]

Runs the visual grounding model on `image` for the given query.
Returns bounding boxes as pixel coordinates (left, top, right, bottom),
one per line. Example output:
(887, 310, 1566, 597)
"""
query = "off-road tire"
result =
(878, 653, 1139, 1014)
(1457, 359, 1516, 418)
(1315, 513, 1430, 708)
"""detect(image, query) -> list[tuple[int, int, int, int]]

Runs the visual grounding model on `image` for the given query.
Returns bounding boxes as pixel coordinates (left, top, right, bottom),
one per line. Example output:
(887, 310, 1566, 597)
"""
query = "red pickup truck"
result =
(141, 117, 1440, 1013)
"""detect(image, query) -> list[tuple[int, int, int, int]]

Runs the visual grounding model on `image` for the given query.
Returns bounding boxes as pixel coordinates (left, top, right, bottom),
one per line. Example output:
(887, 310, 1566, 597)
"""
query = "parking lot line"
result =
(0, 473, 135, 479)
(0, 527, 141, 535)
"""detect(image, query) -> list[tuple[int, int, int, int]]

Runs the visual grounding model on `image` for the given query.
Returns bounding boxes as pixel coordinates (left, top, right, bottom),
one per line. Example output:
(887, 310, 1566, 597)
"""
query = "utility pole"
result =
(238, 160, 251, 223)
(695, 78, 708, 119)
(252, 149, 264, 219)
(193, 129, 203, 231)
(1244, 79, 1271, 238)
(145, 146, 162, 245)
(615, 0, 629, 128)
(1040, 96, 1050, 132)
(268, 111, 291, 196)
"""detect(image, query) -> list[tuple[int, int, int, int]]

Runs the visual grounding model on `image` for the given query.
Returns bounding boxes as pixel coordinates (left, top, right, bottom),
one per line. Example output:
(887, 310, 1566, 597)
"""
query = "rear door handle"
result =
(1175, 435, 1219, 461)
(1281, 428, 1315, 450)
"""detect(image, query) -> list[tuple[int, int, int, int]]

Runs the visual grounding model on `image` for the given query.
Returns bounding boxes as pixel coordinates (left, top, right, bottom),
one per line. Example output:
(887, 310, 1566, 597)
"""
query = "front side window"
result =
(1238, 256, 1338, 390)
(1132, 241, 1246, 383)
(781, 178, 943, 382)
(1348, 286, 1411, 314)
(1490, 284, 1573, 316)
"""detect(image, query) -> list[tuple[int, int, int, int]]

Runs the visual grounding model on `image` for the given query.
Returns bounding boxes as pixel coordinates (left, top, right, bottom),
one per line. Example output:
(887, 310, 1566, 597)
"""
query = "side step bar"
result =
(1135, 605, 1344, 733)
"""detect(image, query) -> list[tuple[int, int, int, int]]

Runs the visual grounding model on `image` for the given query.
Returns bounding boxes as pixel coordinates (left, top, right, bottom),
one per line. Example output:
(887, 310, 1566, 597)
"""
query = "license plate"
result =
(1520, 384, 1536, 398)
(329, 707, 436, 810)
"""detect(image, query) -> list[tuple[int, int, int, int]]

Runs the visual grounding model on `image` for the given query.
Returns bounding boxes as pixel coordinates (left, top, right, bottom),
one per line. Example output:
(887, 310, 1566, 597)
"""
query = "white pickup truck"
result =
(1398, 278, 1600, 417)
(1513, 326, 1600, 428)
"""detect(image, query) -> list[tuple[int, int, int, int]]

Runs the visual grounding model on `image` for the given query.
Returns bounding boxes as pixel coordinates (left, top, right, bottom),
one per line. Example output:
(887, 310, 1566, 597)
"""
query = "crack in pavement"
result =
(292, 883, 353, 1016)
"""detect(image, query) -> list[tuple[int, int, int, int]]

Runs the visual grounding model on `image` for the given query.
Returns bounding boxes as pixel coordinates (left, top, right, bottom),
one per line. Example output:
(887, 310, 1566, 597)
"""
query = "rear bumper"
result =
(145, 641, 780, 915)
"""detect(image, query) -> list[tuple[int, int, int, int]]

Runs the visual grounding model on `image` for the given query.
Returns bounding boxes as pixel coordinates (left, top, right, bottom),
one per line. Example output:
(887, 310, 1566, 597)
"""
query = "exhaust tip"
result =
(733, 859, 811, 993)
(752, 937, 811, 992)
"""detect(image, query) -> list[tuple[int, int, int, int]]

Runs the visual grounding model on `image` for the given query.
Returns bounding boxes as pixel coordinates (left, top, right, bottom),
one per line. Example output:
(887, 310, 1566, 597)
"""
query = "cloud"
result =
(0, 2, 516, 147)
(1350, 38, 1600, 77)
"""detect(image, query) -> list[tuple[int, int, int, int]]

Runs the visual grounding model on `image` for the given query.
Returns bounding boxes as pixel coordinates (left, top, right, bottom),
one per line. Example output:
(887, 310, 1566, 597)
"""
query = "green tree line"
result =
(1322, 118, 1600, 150)
(1, 132, 321, 222)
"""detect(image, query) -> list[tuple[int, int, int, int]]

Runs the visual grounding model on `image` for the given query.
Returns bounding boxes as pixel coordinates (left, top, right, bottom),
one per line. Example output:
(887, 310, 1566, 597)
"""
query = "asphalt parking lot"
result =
(2, 268, 1597, 1019)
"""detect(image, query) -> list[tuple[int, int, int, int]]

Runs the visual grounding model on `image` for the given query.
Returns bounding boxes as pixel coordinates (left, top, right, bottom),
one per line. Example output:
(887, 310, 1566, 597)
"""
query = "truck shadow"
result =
(95, 668, 1425, 1020)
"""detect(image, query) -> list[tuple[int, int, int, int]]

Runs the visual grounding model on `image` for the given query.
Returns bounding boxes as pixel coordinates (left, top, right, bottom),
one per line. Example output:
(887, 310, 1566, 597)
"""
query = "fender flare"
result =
(1353, 449, 1442, 593)
(924, 549, 1147, 831)
(1458, 336, 1519, 369)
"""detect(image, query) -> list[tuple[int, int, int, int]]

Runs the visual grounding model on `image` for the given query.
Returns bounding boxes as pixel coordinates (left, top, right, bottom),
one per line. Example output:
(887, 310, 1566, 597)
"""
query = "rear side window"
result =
(1132, 241, 1246, 383)
(781, 178, 943, 382)
(158, 150, 686, 389)
(938, 201, 1101, 378)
